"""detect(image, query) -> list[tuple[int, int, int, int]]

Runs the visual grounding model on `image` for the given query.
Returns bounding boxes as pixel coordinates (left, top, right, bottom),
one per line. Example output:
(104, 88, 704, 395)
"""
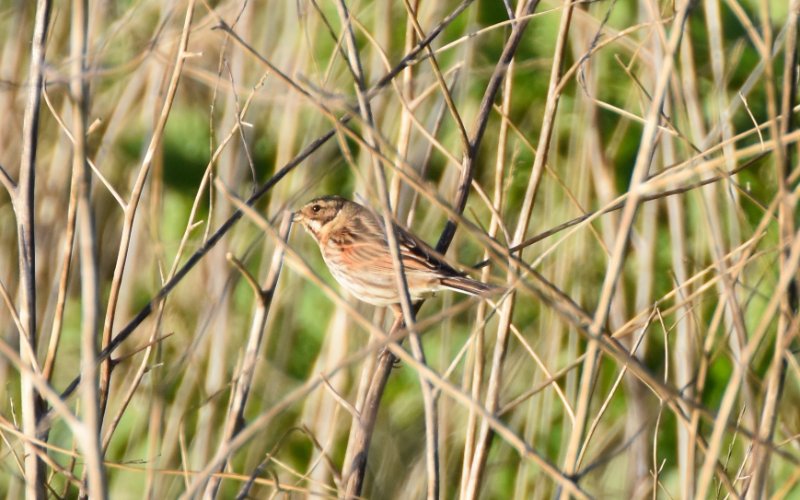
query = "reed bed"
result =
(0, 0, 798, 498)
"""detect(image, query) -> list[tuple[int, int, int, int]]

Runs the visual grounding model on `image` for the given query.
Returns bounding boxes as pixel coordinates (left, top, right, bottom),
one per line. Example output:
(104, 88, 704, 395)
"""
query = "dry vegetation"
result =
(0, 0, 799, 498)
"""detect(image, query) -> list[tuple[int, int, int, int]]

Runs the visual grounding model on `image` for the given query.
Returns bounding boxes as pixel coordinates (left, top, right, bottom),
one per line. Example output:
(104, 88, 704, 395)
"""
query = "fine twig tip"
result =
(226, 252, 263, 298)
(212, 19, 231, 33)
(0, 163, 16, 195)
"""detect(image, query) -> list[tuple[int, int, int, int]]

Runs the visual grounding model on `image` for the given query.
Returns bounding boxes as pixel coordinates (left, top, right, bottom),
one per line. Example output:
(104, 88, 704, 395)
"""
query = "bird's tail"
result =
(440, 276, 500, 297)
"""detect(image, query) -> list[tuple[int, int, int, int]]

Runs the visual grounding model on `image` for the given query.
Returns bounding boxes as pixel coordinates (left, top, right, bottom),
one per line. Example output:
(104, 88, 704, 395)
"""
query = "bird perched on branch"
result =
(293, 195, 497, 307)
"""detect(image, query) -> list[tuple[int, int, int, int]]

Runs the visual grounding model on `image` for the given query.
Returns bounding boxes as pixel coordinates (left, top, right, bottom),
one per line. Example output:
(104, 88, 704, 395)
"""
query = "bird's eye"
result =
(311, 204, 321, 213)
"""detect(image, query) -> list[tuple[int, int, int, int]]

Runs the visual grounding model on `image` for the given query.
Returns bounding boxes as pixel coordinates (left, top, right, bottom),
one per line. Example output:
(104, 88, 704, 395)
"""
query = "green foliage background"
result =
(0, 0, 798, 498)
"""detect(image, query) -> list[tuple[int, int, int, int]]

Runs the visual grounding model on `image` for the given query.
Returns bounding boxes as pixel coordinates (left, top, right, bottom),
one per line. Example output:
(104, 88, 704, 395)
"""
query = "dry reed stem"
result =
(1, 1, 797, 497)
(459, 23, 516, 500)
(182, 179, 590, 499)
(70, 0, 106, 496)
(97, 0, 197, 414)
(332, 2, 438, 498)
(202, 212, 292, 496)
(464, 0, 566, 496)
(15, 0, 51, 496)
(746, 1, 799, 496)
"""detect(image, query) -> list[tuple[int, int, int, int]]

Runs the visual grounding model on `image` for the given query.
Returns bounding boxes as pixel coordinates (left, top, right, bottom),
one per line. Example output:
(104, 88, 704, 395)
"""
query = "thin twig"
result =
(334, 1, 437, 498)
(41, 91, 80, 383)
(435, 0, 542, 254)
(745, 0, 799, 497)
(97, 0, 197, 416)
(463, 0, 564, 496)
(54, 0, 473, 407)
(0, 163, 15, 195)
(203, 211, 292, 497)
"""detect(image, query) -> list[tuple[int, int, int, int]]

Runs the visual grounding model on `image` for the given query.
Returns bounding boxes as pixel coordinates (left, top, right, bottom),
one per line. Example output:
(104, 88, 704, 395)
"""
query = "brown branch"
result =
(16, 0, 51, 497)
(342, 315, 405, 496)
(471, 152, 769, 270)
(53, 0, 474, 411)
(70, 0, 106, 496)
(0, 163, 15, 195)
(97, 0, 197, 421)
(41, 89, 80, 383)
(745, 0, 800, 497)
(344, 1, 546, 496)
(436, 0, 542, 254)
(202, 212, 292, 497)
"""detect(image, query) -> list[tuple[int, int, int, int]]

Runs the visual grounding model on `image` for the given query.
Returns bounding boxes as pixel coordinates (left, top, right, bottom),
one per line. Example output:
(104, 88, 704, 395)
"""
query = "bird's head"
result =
(293, 195, 348, 241)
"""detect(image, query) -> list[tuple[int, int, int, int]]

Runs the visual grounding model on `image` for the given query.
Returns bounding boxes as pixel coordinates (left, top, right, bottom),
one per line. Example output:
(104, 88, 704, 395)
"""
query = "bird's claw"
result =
(378, 346, 401, 368)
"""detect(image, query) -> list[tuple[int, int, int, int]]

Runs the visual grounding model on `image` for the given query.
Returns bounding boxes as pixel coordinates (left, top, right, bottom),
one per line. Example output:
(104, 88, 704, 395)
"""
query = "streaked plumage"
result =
(293, 196, 496, 306)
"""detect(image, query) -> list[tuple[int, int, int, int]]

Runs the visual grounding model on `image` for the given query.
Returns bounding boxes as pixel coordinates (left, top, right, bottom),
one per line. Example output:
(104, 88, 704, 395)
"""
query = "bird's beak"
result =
(291, 211, 302, 223)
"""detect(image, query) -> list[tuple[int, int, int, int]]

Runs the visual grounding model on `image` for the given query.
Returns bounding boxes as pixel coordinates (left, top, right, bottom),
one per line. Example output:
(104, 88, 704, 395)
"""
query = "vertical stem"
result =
(16, 0, 51, 497)
(559, 2, 691, 492)
(334, 2, 436, 496)
(203, 213, 292, 497)
(746, 1, 799, 496)
(71, 0, 106, 496)
(463, 0, 561, 497)
(460, 47, 514, 500)
(98, 0, 196, 413)
(343, 316, 405, 496)
(389, 0, 419, 209)
(661, 114, 696, 500)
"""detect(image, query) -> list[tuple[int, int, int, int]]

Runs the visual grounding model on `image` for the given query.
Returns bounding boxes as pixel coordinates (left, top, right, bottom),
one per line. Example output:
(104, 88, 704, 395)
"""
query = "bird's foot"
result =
(378, 346, 401, 368)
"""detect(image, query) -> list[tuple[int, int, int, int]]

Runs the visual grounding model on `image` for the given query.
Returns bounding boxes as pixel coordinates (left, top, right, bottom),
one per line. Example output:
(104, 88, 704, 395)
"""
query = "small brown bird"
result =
(293, 195, 495, 307)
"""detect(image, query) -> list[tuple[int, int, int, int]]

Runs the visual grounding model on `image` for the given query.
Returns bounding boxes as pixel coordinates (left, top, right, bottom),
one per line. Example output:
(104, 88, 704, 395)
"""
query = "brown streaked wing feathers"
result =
(368, 207, 463, 277)
(394, 225, 464, 277)
(335, 205, 466, 278)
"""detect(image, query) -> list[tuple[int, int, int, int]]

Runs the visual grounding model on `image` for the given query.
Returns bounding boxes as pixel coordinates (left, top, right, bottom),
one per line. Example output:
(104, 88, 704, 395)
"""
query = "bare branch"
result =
(0, 163, 15, 195)
(203, 211, 292, 497)
(98, 0, 198, 413)
(71, 0, 106, 495)
(16, 1, 51, 496)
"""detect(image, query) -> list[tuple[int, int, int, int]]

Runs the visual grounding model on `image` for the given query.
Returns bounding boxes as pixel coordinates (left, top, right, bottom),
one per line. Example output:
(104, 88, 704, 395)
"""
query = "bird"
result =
(292, 195, 497, 307)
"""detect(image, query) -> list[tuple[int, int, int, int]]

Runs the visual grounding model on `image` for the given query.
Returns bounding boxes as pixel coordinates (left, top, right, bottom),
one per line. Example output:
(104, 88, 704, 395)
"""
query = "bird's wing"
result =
(342, 205, 465, 278)
(393, 223, 465, 277)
